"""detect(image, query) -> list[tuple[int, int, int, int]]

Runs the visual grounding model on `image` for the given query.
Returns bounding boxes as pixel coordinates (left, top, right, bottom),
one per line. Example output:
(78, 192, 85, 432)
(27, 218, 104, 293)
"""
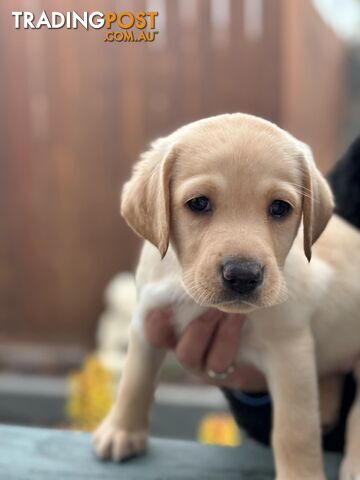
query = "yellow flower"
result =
(197, 413, 241, 447)
(66, 354, 115, 431)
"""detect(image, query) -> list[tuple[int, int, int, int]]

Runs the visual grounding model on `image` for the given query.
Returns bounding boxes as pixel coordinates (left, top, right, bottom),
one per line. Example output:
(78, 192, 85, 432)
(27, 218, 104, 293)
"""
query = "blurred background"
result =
(0, 0, 359, 445)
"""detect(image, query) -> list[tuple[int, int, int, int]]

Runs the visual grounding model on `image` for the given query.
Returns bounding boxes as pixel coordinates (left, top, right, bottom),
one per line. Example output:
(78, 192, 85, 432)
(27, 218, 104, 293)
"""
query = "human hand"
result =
(144, 308, 267, 391)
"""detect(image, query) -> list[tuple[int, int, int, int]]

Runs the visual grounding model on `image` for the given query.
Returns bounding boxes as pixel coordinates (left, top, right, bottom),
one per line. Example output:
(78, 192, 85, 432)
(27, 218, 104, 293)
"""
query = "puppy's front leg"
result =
(93, 327, 165, 462)
(266, 328, 325, 480)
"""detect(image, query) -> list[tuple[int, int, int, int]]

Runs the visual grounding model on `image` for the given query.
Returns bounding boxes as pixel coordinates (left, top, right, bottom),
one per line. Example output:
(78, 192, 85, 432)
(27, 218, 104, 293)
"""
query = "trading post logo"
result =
(11, 11, 159, 43)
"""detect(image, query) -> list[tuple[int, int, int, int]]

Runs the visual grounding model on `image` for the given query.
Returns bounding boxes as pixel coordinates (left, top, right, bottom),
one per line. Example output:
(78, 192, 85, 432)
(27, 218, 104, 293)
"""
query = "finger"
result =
(175, 309, 223, 370)
(205, 313, 247, 373)
(144, 308, 176, 349)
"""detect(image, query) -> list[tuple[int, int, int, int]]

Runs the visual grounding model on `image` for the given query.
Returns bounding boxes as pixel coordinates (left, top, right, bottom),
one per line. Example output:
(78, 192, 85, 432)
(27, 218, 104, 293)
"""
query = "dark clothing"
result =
(223, 373, 356, 452)
(328, 136, 360, 229)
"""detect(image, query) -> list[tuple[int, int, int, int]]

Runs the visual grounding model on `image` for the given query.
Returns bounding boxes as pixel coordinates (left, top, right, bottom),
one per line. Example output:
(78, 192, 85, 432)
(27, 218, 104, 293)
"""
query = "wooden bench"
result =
(0, 424, 341, 479)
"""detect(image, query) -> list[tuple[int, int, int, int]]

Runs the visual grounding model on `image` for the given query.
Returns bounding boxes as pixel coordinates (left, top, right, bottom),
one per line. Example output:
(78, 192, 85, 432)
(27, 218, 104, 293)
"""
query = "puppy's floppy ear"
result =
(121, 138, 177, 258)
(299, 142, 334, 262)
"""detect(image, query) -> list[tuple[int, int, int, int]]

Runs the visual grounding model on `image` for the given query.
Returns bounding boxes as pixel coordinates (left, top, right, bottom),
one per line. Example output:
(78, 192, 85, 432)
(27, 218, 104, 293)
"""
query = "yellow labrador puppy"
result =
(93, 114, 360, 480)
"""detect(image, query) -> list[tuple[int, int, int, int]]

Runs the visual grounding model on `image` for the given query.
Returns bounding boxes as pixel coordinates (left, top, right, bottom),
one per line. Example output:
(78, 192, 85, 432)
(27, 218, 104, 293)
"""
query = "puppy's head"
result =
(121, 114, 334, 312)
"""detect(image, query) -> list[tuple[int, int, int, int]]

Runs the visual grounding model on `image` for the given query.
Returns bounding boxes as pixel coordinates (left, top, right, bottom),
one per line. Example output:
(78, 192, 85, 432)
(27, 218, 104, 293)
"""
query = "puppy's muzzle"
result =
(221, 259, 264, 295)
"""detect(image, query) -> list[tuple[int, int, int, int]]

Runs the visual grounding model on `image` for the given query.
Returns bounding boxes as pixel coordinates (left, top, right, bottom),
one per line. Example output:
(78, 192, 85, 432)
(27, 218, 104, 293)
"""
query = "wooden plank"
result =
(0, 425, 341, 479)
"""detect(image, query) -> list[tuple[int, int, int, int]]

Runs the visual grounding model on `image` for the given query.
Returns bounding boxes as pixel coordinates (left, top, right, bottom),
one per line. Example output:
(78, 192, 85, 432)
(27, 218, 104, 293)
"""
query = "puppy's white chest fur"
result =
(133, 279, 206, 337)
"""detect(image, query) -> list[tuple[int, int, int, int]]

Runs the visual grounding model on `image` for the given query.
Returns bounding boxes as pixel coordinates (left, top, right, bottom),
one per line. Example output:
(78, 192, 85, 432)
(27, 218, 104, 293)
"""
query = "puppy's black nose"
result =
(221, 260, 263, 295)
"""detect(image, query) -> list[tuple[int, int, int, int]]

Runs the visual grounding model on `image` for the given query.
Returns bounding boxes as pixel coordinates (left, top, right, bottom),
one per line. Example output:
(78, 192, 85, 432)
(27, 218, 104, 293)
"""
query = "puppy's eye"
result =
(186, 196, 212, 213)
(269, 200, 292, 219)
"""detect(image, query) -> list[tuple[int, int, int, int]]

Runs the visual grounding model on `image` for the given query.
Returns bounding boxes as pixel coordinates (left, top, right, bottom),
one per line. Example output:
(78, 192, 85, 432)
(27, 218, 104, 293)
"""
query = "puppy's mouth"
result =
(212, 293, 262, 313)
(183, 282, 287, 313)
(183, 284, 263, 313)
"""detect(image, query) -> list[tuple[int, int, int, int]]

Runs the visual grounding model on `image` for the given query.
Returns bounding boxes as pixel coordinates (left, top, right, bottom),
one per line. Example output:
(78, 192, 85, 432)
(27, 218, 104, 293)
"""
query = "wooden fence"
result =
(0, 0, 345, 348)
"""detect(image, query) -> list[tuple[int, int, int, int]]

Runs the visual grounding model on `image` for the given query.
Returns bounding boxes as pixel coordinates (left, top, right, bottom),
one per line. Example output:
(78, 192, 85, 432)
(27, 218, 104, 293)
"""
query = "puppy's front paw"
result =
(340, 456, 360, 480)
(93, 416, 148, 462)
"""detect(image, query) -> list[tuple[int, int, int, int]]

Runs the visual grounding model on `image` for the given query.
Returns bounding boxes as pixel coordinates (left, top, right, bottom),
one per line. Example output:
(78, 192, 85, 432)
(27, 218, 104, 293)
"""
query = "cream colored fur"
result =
(93, 114, 360, 480)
